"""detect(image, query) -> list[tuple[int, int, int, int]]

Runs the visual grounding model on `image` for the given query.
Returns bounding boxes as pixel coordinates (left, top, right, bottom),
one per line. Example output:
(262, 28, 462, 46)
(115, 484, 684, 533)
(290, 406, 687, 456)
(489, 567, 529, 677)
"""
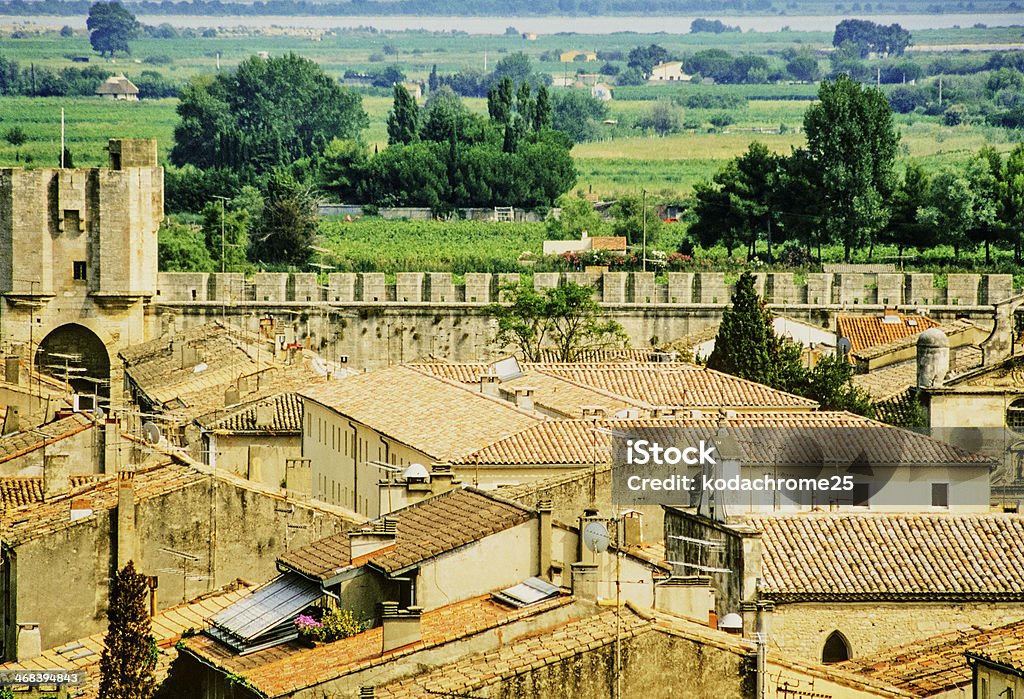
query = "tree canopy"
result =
(87, 1, 138, 57)
(170, 53, 367, 178)
(488, 280, 627, 362)
(804, 75, 899, 262)
(832, 19, 911, 58)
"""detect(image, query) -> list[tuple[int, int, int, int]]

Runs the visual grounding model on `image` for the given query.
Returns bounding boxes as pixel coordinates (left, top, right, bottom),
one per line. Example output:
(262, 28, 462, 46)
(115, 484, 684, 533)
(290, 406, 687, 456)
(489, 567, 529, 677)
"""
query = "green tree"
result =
(804, 355, 875, 416)
(627, 44, 670, 77)
(804, 75, 899, 261)
(919, 169, 977, 261)
(547, 194, 608, 240)
(487, 76, 514, 126)
(707, 272, 797, 390)
(98, 561, 156, 699)
(319, 138, 368, 202)
(637, 99, 682, 136)
(87, 2, 138, 57)
(157, 219, 214, 271)
(4, 126, 27, 162)
(551, 90, 608, 143)
(879, 161, 932, 259)
(251, 170, 319, 265)
(386, 83, 419, 145)
(201, 201, 250, 272)
(965, 147, 1003, 264)
(610, 194, 661, 247)
(488, 280, 627, 362)
(1002, 144, 1024, 264)
(171, 54, 367, 178)
(533, 84, 552, 131)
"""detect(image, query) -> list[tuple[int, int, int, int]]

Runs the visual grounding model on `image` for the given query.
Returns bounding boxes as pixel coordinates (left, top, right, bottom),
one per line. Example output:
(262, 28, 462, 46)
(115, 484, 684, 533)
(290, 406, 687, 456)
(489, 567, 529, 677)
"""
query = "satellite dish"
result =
(582, 521, 610, 554)
(142, 421, 162, 445)
(837, 337, 852, 356)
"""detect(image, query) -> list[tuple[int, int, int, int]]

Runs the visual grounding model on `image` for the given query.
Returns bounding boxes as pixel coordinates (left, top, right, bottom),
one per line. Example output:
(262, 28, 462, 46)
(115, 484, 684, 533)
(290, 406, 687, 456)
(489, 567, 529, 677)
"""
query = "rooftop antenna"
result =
(158, 546, 203, 603)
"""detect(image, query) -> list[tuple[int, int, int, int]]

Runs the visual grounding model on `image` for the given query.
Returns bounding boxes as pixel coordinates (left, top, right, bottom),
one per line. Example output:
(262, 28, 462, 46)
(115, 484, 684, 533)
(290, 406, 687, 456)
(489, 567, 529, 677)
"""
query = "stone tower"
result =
(0, 138, 163, 400)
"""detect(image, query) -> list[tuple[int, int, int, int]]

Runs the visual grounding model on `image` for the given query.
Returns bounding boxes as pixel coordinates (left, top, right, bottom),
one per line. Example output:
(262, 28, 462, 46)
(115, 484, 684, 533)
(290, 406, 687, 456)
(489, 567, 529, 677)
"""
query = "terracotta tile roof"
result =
(852, 319, 981, 362)
(531, 364, 818, 409)
(120, 322, 320, 418)
(0, 413, 95, 464)
(412, 362, 817, 410)
(299, 366, 541, 461)
(0, 474, 108, 509)
(854, 346, 983, 402)
(840, 619, 1024, 696)
(838, 313, 941, 354)
(0, 582, 254, 699)
(0, 461, 206, 545)
(183, 593, 573, 697)
(749, 513, 1024, 601)
(497, 372, 636, 418)
(377, 605, 653, 698)
(195, 391, 303, 434)
(453, 413, 988, 467)
(280, 487, 533, 579)
(590, 236, 627, 251)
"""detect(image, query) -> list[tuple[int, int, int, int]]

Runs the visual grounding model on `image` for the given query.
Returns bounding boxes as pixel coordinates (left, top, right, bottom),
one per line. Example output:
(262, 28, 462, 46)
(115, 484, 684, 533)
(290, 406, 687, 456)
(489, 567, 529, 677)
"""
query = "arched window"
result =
(821, 630, 851, 663)
(1007, 398, 1024, 434)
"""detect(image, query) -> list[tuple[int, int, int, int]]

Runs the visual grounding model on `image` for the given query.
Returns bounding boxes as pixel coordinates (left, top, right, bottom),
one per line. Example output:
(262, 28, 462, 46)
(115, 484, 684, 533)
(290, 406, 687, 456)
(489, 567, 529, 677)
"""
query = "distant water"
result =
(11, 13, 1024, 33)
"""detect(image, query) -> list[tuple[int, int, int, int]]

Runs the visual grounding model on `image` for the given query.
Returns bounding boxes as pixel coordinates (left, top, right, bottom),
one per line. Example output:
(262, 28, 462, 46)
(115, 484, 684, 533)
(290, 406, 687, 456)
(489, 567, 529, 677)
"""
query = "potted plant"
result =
(294, 614, 323, 647)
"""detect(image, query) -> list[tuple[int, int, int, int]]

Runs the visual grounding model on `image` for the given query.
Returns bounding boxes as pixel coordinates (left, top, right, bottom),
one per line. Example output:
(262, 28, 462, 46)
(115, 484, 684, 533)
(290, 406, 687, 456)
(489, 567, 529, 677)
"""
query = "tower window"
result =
(73, 261, 87, 280)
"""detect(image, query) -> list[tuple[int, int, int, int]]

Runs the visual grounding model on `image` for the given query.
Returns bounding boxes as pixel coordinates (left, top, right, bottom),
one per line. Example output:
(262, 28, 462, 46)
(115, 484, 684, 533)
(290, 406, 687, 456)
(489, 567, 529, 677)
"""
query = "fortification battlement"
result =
(156, 271, 1017, 308)
(0, 139, 163, 299)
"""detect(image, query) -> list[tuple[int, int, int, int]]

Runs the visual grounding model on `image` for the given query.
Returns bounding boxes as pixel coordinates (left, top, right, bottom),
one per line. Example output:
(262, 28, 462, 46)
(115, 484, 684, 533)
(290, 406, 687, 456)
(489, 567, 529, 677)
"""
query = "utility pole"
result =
(641, 188, 647, 273)
(212, 195, 229, 273)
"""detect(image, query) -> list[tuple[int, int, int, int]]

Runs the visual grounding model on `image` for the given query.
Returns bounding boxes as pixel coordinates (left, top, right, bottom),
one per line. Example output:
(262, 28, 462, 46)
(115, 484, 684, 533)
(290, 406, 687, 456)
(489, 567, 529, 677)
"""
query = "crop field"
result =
(317, 218, 546, 273)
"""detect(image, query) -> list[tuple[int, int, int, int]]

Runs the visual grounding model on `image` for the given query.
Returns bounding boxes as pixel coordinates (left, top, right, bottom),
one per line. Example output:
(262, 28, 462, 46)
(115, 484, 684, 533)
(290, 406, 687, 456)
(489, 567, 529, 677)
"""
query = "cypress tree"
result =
(707, 272, 793, 390)
(98, 561, 157, 699)
(386, 83, 419, 146)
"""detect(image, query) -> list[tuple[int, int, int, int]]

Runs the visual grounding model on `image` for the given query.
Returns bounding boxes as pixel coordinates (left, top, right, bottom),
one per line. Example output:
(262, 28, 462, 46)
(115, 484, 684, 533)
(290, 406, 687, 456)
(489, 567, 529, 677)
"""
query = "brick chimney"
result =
(480, 374, 501, 397)
(350, 518, 396, 564)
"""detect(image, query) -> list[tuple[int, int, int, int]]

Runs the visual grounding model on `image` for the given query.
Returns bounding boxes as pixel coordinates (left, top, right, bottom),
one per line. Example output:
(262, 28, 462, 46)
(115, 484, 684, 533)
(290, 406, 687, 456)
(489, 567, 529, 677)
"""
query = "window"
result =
(932, 483, 949, 508)
(73, 261, 87, 280)
(980, 675, 989, 698)
(852, 483, 870, 507)
(1008, 398, 1024, 434)
(821, 631, 851, 664)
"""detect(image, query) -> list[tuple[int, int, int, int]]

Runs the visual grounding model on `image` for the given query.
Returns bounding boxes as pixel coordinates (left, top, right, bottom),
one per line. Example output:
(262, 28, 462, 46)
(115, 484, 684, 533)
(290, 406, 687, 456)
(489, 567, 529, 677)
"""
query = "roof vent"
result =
(719, 612, 743, 634)
(403, 463, 430, 482)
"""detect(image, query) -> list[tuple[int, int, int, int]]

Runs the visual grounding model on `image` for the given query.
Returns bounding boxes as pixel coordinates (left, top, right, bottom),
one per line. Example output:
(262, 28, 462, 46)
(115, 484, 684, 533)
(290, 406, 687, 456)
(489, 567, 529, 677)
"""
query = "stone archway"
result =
(821, 630, 851, 663)
(35, 323, 111, 400)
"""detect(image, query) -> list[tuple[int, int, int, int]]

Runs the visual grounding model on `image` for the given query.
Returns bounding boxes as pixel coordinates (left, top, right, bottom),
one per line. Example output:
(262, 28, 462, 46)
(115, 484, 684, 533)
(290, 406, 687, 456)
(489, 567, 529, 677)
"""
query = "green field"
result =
(1, 24, 1022, 201)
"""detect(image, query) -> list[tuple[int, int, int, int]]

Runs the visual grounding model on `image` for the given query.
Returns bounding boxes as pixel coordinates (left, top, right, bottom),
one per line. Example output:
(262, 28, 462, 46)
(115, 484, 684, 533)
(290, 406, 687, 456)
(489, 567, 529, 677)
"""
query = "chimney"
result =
(570, 562, 599, 601)
(350, 525, 396, 564)
(480, 374, 501, 397)
(4, 356, 20, 384)
(15, 623, 41, 662)
(255, 401, 275, 429)
(359, 688, 375, 699)
(2, 405, 19, 436)
(538, 499, 552, 581)
(916, 328, 950, 389)
(512, 387, 535, 411)
(380, 603, 422, 653)
(43, 454, 71, 501)
(580, 406, 606, 419)
(623, 510, 643, 547)
(70, 496, 93, 522)
(117, 471, 137, 568)
(180, 345, 199, 369)
(284, 458, 311, 496)
(103, 417, 121, 474)
(224, 385, 240, 407)
(429, 462, 459, 494)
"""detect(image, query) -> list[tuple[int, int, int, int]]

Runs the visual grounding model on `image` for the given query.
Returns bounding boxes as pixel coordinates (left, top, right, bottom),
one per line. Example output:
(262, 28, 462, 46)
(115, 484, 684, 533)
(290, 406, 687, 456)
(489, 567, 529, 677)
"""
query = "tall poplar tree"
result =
(386, 83, 419, 146)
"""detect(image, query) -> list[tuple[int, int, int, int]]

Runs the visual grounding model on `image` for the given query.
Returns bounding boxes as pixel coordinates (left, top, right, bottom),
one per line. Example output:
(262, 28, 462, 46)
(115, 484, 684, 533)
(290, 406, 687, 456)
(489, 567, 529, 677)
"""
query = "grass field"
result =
(1, 25, 1022, 200)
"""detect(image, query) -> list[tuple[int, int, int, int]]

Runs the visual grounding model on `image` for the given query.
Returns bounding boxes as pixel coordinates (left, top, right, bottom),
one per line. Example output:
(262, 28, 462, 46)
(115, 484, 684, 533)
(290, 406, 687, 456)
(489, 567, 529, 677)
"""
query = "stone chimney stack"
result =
(380, 602, 422, 653)
(538, 499, 552, 581)
(117, 471, 137, 568)
(43, 453, 71, 501)
(917, 328, 950, 389)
